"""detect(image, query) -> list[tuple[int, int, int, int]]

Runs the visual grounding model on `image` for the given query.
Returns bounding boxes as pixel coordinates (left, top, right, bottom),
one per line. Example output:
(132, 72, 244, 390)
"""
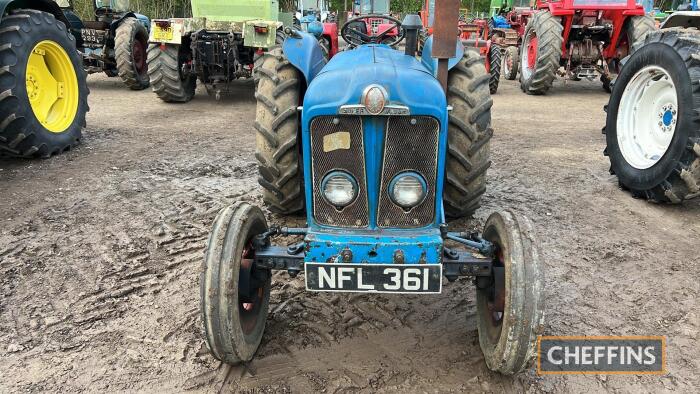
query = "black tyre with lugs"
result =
(444, 50, 493, 218)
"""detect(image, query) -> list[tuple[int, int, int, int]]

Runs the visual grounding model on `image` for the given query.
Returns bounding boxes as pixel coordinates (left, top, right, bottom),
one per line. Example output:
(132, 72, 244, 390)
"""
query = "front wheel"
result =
(488, 44, 502, 94)
(604, 29, 700, 203)
(476, 210, 544, 375)
(503, 45, 519, 80)
(201, 202, 271, 364)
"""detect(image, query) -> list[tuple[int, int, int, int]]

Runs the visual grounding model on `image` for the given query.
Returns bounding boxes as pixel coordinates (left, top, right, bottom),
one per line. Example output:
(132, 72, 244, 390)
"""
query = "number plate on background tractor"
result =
(153, 26, 173, 41)
(305, 263, 442, 294)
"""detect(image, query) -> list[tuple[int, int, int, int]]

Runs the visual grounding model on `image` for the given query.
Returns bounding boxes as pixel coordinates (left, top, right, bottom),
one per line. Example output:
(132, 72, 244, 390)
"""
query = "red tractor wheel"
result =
(519, 11, 562, 95)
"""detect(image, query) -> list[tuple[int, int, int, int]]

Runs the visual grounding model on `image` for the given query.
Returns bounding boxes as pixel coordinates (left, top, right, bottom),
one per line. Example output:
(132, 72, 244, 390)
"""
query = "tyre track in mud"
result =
(0, 75, 698, 393)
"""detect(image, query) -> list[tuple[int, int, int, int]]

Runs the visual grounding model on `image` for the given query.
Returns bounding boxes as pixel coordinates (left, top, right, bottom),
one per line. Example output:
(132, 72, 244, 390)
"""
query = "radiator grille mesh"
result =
(377, 116, 439, 228)
(310, 116, 368, 227)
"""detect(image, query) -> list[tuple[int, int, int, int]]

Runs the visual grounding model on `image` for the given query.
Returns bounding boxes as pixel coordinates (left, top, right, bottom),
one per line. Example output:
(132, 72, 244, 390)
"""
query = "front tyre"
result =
(0, 10, 88, 158)
(115, 17, 149, 90)
(201, 202, 271, 364)
(604, 29, 700, 203)
(444, 51, 493, 218)
(477, 210, 544, 375)
(519, 11, 563, 95)
(503, 45, 519, 80)
(488, 44, 502, 94)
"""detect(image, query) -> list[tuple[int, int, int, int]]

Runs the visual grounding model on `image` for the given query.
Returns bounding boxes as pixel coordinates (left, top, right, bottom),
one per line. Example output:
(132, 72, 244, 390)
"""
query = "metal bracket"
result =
(442, 248, 492, 281)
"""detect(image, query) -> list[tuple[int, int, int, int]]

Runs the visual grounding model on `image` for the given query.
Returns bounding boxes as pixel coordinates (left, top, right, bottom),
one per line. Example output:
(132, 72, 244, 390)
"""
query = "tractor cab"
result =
(199, 3, 545, 377)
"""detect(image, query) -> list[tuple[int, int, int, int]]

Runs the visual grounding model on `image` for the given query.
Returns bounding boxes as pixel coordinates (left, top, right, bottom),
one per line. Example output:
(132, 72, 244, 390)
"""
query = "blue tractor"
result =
(200, 7, 544, 375)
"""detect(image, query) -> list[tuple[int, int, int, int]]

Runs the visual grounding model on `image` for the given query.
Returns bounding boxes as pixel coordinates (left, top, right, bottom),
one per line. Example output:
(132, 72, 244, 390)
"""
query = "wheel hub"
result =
(617, 66, 677, 170)
(25, 41, 79, 133)
(527, 35, 538, 70)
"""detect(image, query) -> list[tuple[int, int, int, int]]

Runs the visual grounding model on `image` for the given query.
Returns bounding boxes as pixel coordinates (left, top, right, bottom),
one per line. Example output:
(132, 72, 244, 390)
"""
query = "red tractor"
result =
(489, 0, 535, 80)
(520, 0, 655, 94)
(346, 0, 399, 45)
(420, 1, 503, 94)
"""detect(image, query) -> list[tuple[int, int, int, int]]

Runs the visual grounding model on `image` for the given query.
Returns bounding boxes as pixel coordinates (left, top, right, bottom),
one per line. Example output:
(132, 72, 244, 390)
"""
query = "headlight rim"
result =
(388, 171, 428, 210)
(321, 170, 359, 209)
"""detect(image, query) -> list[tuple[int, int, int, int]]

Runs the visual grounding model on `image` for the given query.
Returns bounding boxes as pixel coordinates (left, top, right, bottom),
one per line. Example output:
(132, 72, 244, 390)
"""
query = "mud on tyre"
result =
(201, 202, 271, 364)
(476, 210, 544, 374)
(115, 17, 150, 90)
(147, 43, 196, 102)
(254, 47, 304, 214)
(604, 28, 700, 203)
(503, 45, 519, 80)
(0, 9, 88, 158)
(443, 50, 493, 218)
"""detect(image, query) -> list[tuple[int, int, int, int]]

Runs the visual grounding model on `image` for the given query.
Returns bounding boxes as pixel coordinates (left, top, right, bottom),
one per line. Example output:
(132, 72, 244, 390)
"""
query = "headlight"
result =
(322, 171, 358, 208)
(389, 172, 427, 209)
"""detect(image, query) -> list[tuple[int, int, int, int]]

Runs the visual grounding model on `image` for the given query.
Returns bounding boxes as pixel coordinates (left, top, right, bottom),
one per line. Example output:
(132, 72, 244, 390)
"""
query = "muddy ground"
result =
(0, 74, 698, 393)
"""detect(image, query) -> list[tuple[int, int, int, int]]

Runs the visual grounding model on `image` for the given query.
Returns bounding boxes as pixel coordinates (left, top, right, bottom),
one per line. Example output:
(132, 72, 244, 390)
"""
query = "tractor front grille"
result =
(310, 116, 369, 227)
(377, 116, 439, 228)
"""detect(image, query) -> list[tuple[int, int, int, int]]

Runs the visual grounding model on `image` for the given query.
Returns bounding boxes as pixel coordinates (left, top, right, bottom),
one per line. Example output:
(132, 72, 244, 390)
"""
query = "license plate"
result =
(153, 26, 173, 41)
(305, 263, 442, 294)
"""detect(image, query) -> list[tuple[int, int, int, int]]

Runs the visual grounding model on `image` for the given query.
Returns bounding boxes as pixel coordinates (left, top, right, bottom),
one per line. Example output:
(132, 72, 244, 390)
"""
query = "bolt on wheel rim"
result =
(26, 40, 79, 133)
(617, 65, 677, 170)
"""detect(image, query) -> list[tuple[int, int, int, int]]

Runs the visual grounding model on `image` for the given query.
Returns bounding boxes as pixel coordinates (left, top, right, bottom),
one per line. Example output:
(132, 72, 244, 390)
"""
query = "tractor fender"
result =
(282, 31, 326, 85)
(0, 0, 71, 26)
(660, 11, 700, 29)
(111, 12, 151, 35)
(420, 35, 465, 77)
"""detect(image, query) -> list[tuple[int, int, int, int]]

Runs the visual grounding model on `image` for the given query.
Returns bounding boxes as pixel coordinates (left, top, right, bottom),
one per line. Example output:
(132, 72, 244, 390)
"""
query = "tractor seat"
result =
(83, 21, 109, 30)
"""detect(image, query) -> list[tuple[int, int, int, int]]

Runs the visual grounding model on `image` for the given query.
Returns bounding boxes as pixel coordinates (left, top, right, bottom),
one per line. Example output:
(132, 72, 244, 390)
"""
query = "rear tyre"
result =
(503, 45, 519, 80)
(201, 202, 271, 364)
(147, 43, 196, 102)
(519, 11, 563, 95)
(604, 29, 700, 203)
(0, 9, 88, 158)
(444, 51, 493, 218)
(254, 47, 304, 214)
(476, 210, 544, 375)
(488, 44, 502, 94)
(115, 17, 149, 90)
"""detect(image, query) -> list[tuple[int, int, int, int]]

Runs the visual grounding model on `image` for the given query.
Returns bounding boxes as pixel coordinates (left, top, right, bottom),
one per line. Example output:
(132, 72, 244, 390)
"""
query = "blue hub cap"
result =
(662, 109, 674, 126)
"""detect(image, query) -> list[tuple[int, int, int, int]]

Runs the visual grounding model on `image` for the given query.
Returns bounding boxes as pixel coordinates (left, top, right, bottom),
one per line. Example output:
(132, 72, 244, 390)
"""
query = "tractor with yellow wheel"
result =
(0, 0, 88, 158)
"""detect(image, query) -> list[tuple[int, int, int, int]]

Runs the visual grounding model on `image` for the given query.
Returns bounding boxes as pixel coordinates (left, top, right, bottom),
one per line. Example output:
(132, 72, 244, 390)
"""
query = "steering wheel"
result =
(341, 14, 405, 47)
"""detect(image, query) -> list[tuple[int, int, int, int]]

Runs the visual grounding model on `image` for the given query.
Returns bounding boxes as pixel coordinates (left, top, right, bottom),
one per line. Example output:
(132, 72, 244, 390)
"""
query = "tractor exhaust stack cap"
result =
(402, 14, 423, 57)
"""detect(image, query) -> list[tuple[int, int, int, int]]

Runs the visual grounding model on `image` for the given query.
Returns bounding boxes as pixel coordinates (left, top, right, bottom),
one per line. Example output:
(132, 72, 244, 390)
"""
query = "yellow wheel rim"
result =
(26, 40, 79, 133)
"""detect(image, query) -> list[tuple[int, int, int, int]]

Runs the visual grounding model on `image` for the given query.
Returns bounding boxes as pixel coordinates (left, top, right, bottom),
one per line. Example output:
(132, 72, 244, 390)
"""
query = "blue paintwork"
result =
(134, 13, 150, 32)
(304, 230, 443, 264)
(283, 31, 327, 85)
(419, 35, 465, 77)
(663, 110, 673, 126)
(492, 15, 510, 28)
(285, 41, 455, 265)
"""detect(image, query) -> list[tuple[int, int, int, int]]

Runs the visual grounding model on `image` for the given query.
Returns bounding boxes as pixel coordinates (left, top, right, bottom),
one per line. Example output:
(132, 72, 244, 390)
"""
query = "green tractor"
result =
(0, 0, 88, 158)
(60, 0, 151, 90)
(147, 0, 286, 102)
